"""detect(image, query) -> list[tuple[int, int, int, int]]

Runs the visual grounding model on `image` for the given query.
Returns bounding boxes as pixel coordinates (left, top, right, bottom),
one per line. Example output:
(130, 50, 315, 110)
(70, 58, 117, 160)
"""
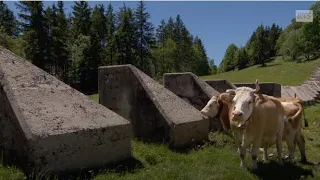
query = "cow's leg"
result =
(234, 130, 247, 168)
(286, 138, 295, 162)
(276, 132, 284, 166)
(251, 140, 261, 170)
(263, 143, 269, 163)
(296, 132, 307, 163)
(276, 115, 284, 166)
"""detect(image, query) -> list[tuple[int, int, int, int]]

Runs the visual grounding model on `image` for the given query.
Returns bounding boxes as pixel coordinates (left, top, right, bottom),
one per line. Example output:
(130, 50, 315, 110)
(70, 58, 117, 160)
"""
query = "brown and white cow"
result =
(227, 80, 285, 170)
(201, 89, 308, 164)
(278, 100, 307, 163)
(201, 94, 233, 131)
(202, 80, 285, 170)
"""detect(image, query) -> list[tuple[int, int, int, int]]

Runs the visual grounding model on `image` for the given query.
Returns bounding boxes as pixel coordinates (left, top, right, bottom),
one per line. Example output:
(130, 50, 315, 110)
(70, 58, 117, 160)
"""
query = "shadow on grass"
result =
(257, 63, 281, 68)
(172, 130, 234, 154)
(251, 161, 314, 180)
(36, 157, 144, 180)
(303, 56, 319, 62)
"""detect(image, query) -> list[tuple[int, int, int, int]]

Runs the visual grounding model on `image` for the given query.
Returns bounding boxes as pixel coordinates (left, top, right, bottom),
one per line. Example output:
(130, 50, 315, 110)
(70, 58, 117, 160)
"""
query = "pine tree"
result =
(255, 24, 268, 66)
(56, 1, 70, 81)
(105, 3, 116, 65)
(91, 5, 106, 45)
(0, 2, 18, 36)
(264, 25, 271, 61)
(192, 36, 210, 75)
(181, 25, 194, 72)
(221, 43, 238, 72)
(89, 4, 106, 92)
(134, 1, 155, 75)
(115, 4, 137, 65)
(43, 5, 56, 73)
(165, 17, 174, 40)
(154, 19, 166, 76)
(16, 1, 48, 70)
(71, 1, 92, 37)
(172, 15, 183, 71)
(235, 47, 249, 70)
(69, 1, 92, 92)
(268, 23, 282, 58)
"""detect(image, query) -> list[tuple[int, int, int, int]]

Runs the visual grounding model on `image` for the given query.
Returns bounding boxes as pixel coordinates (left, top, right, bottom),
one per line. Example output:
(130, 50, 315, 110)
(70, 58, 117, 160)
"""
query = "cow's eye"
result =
(248, 101, 252, 104)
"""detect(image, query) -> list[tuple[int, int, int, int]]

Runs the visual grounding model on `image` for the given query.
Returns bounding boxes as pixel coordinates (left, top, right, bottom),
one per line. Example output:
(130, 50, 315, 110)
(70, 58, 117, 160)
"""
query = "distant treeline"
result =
(0, 1, 212, 93)
(219, 2, 320, 73)
(1, 1, 319, 93)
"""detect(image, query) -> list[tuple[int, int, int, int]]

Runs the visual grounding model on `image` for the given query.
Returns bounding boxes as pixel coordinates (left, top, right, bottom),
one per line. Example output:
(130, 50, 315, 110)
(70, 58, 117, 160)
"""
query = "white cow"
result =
(225, 80, 285, 170)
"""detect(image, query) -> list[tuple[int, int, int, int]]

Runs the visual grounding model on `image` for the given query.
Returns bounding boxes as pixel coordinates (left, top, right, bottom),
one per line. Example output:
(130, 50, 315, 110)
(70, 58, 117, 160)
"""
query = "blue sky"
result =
(4, 1, 315, 66)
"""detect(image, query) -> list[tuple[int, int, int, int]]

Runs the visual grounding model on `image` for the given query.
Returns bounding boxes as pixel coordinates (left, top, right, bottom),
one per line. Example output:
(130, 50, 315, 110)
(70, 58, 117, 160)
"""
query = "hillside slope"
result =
(201, 57, 320, 86)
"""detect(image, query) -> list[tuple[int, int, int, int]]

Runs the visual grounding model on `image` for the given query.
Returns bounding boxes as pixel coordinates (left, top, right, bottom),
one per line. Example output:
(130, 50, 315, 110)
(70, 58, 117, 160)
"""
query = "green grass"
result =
(89, 93, 99, 102)
(96, 95, 320, 179)
(2, 58, 320, 179)
(201, 57, 320, 86)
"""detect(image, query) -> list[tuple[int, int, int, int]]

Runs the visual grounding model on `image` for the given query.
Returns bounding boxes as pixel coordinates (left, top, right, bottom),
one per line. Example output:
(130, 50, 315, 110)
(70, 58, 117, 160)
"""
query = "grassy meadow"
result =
(1, 58, 320, 179)
(202, 57, 320, 86)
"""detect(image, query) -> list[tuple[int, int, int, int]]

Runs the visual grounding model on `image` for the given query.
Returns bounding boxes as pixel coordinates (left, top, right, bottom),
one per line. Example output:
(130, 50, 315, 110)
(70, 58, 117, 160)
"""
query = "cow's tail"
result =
(294, 93, 308, 127)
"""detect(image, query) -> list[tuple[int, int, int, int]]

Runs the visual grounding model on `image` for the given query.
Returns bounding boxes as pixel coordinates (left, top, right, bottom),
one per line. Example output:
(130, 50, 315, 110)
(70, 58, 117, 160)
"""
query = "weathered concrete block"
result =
(233, 82, 281, 97)
(282, 86, 295, 97)
(290, 86, 312, 105)
(204, 79, 237, 93)
(281, 86, 290, 97)
(297, 86, 315, 105)
(98, 65, 209, 149)
(162, 72, 221, 131)
(0, 47, 132, 176)
(304, 81, 320, 92)
(302, 84, 320, 99)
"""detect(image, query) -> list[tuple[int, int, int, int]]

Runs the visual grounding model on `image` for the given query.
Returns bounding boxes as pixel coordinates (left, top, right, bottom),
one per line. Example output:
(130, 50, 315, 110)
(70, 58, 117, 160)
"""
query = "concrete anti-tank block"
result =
(204, 79, 237, 93)
(0, 47, 132, 175)
(98, 65, 209, 149)
(162, 73, 222, 131)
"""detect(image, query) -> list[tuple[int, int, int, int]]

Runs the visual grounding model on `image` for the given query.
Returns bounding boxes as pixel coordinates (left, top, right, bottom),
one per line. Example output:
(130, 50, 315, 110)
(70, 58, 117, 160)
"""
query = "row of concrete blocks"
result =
(281, 67, 320, 106)
(1, 47, 228, 177)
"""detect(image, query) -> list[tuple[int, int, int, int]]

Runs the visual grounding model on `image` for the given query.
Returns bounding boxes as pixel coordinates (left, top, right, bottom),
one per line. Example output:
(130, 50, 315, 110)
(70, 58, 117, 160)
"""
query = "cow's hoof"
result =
(284, 155, 294, 163)
(301, 158, 308, 164)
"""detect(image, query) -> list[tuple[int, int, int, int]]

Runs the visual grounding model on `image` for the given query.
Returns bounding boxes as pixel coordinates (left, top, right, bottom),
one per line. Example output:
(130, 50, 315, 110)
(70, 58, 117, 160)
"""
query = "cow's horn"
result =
(253, 79, 260, 93)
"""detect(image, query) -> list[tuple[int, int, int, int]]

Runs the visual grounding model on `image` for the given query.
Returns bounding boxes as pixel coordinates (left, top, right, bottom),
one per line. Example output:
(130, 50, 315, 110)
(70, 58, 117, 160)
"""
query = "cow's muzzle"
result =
(231, 110, 243, 121)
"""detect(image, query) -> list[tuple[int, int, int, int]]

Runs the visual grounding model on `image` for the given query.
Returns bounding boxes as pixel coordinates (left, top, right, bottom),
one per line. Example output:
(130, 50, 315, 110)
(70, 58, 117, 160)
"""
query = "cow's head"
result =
(226, 79, 260, 127)
(200, 95, 220, 118)
(201, 92, 235, 118)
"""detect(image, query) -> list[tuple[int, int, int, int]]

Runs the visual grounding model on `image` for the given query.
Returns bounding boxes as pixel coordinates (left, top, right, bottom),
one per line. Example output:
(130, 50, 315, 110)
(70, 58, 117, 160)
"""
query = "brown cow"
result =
(201, 90, 308, 163)
(202, 80, 285, 170)
(201, 93, 233, 131)
(226, 80, 285, 170)
(278, 100, 307, 162)
(277, 94, 308, 127)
